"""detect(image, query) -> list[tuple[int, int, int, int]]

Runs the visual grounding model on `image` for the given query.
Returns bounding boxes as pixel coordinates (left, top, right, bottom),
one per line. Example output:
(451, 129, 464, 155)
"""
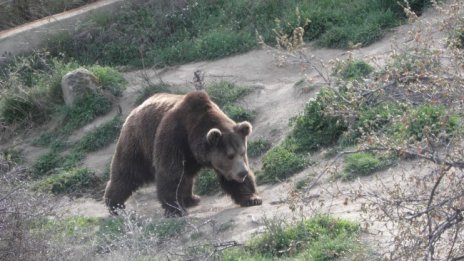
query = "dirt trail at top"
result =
(62, 6, 449, 244)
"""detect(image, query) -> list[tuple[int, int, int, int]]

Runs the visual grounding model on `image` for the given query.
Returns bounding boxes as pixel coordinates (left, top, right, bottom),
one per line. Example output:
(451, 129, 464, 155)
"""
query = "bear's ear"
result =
(235, 121, 252, 137)
(207, 128, 222, 145)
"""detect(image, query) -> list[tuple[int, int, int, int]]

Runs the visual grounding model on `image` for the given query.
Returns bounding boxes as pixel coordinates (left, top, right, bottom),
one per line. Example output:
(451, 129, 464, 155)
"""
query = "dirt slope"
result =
(54, 5, 452, 248)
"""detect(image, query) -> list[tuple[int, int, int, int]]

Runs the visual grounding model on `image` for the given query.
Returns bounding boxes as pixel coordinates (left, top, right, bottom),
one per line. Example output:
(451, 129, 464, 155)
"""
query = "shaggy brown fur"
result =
(104, 91, 261, 216)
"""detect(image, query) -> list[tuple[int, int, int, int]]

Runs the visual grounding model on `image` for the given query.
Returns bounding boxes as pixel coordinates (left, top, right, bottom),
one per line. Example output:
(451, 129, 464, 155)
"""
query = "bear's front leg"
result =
(218, 173, 262, 207)
(156, 178, 188, 217)
(181, 176, 201, 208)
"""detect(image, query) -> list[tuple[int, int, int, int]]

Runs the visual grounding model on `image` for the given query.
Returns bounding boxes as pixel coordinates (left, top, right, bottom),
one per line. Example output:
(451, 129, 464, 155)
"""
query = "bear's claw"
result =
(184, 194, 201, 208)
(240, 196, 262, 207)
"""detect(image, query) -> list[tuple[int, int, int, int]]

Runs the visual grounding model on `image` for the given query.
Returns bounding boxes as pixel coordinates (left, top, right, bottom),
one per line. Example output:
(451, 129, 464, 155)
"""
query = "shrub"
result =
(333, 59, 374, 81)
(194, 169, 219, 195)
(0, 53, 123, 129)
(222, 104, 256, 122)
(88, 65, 127, 96)
(341, 152, 384, 180)
(35, 168, 101, 194)
(222, 215, 362, 260)
(408, 105, 459, 140)
(291, 88, 347, 152)
(46, 0, 424, 66)
(32, 150, 62, 177)
(206, 81, 252, 107)
(260, 142, 307, 183)
(247, 139, 272, 158)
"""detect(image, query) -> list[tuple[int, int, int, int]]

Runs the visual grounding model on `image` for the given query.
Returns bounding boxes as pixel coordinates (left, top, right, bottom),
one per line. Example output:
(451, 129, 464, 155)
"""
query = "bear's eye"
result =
(227, 154, 235, 160)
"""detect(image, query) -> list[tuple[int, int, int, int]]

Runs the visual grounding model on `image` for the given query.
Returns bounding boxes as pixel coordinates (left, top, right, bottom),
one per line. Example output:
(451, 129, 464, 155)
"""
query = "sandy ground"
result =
(8, 2, 459, 254)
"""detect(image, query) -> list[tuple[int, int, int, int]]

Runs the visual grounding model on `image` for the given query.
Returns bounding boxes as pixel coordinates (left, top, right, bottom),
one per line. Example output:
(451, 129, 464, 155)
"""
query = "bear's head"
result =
(206, 121, 252, 183)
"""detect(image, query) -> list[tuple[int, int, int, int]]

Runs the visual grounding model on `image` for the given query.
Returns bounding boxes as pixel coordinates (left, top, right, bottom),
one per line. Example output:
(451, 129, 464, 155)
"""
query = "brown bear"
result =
(104, 91, 262, 216)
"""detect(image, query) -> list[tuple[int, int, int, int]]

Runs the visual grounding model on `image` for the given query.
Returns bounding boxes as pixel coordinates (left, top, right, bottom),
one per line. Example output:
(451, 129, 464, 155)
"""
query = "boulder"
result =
(61, 68, 99, 106)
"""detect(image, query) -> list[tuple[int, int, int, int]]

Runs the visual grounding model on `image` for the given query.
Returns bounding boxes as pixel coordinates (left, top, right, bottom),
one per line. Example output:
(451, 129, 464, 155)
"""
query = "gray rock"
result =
(61, 68, 99, 106)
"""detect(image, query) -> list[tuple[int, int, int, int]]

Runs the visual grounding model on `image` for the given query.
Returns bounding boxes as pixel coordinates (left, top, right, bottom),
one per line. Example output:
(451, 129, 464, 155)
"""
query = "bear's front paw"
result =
(240, 196, 262, 207)
(184, 194, 201, 208)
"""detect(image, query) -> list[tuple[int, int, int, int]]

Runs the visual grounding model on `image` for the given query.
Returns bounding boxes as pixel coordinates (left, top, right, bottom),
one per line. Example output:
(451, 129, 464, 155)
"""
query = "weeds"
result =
(290, 88, 347, 152)
(35, 167, 100, 194)
(340, 152, 389, 180)
(222, 215, 363, 260)
(0, 52, 124, 130)
(259, 141, 307, 183)
(75, 116, 122, 153)
(44, 0, 428, 67)
(247, 139, 272, 158)
(333, 59, 374, 81)
(206, 81, 255, 122)
(194, 169, 219, 196)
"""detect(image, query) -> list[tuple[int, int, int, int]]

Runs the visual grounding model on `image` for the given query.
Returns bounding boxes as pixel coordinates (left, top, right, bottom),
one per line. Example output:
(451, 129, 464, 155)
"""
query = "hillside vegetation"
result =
(47, 0, 432, 67)
(2, 0, 464, 260)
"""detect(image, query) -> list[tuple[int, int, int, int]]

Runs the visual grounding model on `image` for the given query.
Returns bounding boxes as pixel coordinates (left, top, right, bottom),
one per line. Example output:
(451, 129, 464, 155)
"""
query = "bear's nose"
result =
(238, 171, 248, 179)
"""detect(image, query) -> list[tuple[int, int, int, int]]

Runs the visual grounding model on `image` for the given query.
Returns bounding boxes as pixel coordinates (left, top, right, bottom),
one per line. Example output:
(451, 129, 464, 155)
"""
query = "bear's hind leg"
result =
(219, 173, 262, 207)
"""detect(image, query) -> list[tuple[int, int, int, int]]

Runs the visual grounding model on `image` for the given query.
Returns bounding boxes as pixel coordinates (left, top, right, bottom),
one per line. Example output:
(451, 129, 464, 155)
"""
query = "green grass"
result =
(408, 105, 459, 140)
(206, 81, 252, 107)
(333, 59, 374, 81)
(0, 52, 124, 129)
(206, 81, 255, 122)
(194, 169, 219, 195)
(290, 88, 347, 152)
(143, 218, 186, 239)
(248, 139, 272, 158)
(32, 150, 63, 177)
(222, 215, 363, 260)
(35, 168, 101, 194)
(46, 0, 430, 67)
(222, 104, 256, 122)
(88, 65, 127, 96)
(259, 141, 307, 184)
(75, 116, 122, 153)
(57, 93, 112, 135)
(33, 216, 100, 238)
(340, 152, 385, 180)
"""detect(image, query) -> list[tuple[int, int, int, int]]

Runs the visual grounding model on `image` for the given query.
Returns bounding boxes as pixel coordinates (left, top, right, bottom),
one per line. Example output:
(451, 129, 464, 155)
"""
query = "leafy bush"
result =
(222, 215, 362, 260)
(222, 104, 256, 122)
(35, 168, 100, 194)
(291, 88, 347, 152)
(206, 81, 252, 107)
(341, 152, 384, 180)
(260, 142, 307, 183)
(247, 139, 272, 158)
(333, 59, 374, 81)
(88, 65, 127, 96)
(0, 53, 123, 129)
(32, 150, 62, 177)
(194, 169, 219, 195)
(46, 0, 419, 67)
(408, 105, 459, 140)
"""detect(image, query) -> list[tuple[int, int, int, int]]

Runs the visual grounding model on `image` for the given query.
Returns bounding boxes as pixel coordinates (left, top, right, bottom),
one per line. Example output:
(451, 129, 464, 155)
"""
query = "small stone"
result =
(61, 68, 99, 106)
